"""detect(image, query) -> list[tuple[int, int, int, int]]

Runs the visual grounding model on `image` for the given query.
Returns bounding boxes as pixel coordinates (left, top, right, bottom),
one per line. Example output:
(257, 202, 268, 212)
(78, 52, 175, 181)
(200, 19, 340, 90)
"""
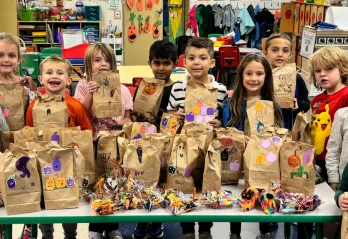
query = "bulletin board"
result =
(123, 0, 163, 65)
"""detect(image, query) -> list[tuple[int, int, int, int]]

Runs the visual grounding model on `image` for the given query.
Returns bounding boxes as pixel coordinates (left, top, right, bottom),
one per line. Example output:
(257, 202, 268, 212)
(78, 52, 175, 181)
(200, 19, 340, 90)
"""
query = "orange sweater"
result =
(26, 94, 92, 130)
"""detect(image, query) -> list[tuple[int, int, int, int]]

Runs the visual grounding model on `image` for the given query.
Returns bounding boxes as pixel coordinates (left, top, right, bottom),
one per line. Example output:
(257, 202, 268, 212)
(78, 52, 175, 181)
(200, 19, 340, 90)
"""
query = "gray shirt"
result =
(212, 4, 223, 28)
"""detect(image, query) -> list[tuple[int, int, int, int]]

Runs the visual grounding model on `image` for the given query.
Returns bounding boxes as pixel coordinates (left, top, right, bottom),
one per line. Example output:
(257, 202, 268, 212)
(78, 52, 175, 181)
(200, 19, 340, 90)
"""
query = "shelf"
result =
(18, 20, 100, 23)
(291, 1, 329, 6)
(20, 35, 47, 38)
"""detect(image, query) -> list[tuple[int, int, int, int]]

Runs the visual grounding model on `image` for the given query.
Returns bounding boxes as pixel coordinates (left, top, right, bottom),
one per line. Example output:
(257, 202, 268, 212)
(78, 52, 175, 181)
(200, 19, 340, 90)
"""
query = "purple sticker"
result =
(267, 152, 277, 163)
(51, 132, 60, 144)
(230, 160, 241, 172)
(162, 118, 168, 127)
(7, 174, 16, 190)
(261, 139, 271, 149)
(52, 157, 62, 172)
(43, 165, 53, 175)
(185, 112, 195, 122)
(184, 165, 193, 177)
(207, 108, 215, 116)
(16, 156, 31, 178)
(196, 115, 203, 123)
(200, 106, 207, 116)
(204, 115, 212, 123)
(147, 125, 156, 134)
(133, 133, 142, 139)
(303, 150, 312, 164)
(272, 136, 281, 143)
(66, 176, 75, 188)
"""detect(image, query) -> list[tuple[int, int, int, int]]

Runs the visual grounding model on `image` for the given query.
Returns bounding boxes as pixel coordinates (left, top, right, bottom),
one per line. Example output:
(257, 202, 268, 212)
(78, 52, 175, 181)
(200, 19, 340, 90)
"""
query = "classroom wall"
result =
(0, 0, 18, 36)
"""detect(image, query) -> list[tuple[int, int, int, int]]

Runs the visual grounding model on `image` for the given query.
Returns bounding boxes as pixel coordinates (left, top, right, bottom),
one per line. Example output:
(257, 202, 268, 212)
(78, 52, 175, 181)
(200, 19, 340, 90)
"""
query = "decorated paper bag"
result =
(122, 122, 157, 140)
(95, 133, 129, 180)
(280, 141, 315, 195)
(92, 71, 122, 118)
(13, 126, 37, 147)
(184, 78, 218, 125)
(341, 192, 348, 239)
(133, 78, 165, 123)
(246, 100, 275, 136)
(0, 83, 28, 131)
(244, 133, 283, 189)
(262, 127, 292, 143)
(167, 135, 199, 193)
(216, 130, 246, 184)
(0, 149, 41, 215)
(292, 112, 312, 145)
(123, 141, 160, 187)
(160, 113, 180, 136)
(1, 131, 14, 151)
(202, 140, 222, 192)
(272, 63, 297, 109)
(37, 145, 79, 209)
(32, 94, 69, 129)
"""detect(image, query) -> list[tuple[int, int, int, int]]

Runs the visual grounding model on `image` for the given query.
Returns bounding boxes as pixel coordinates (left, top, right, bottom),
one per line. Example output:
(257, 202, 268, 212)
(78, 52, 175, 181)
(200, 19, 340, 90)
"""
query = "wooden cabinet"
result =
(0, 0, 17, 36)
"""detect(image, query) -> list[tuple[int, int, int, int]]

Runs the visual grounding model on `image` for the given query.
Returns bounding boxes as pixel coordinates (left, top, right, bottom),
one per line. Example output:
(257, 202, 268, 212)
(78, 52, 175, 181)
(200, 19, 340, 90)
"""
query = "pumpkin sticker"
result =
(303, 150, 313, 164)
(145, 0, 153, 10)
(256, 153, 265, 165)
(128, 12, 138, 42)
(142, 82, 157, 95)
(144, 16, 151, 33)
(66, 176, 75, 188)
(288, 148, 301, 168)
(137, 15, 144, 33)
(154, 0, 159, 5)
(137, 0, 143, 11)
(126, 0, 134, 9)
(7, 174, 16, 190)
(55, 175, 66, 189)
(152, 19, 162, 38)
(46, 176, 55, 191)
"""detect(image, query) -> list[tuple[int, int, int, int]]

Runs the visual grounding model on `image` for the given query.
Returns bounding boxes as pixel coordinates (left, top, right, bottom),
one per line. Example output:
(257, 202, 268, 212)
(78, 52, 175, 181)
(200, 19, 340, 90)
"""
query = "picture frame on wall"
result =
(114, 10, 121, 19)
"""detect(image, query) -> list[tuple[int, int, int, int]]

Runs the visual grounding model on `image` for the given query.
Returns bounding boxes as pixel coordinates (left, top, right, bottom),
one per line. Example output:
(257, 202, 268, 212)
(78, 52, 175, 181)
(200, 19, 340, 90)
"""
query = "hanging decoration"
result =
(126, 0, 134, 9)
(137, 15, 144, 33)
(145, 0, 153, 11)
(137, 0, 143, 11)
(152, 19, 162, 38)
(144, 16, 151, 33)
(128, 12, 138, 42)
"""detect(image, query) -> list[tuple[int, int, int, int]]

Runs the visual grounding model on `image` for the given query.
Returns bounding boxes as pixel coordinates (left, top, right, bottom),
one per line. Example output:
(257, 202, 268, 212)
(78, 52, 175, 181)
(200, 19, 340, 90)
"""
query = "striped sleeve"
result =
(167, 81, 186, 111)
(215, 83, 228, 119)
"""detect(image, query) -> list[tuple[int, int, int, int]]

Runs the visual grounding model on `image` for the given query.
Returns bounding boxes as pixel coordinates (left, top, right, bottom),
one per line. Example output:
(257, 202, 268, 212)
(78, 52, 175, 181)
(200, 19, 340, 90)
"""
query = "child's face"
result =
(149, 57, 176, 81)
(92, 51, 111, 73)
(184, 47, 215, 80)
(314, 64, 343, 91)
(0, 41, 20, 75)
(264, 38, 292, 68)
(39, 62, 72, 95)
(242, 61, 266, 97)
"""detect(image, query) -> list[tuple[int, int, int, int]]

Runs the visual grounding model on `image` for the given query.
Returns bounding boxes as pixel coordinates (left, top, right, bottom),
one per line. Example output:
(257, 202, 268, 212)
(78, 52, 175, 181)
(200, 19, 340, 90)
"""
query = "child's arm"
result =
(19, 76, 37, 92)
(0, 107, 9, 132)
(74, 80, 99, 115)
(116, 110, 131, 126)
(326, 109, 345, 191)
(335, 164, 348, 210)
(295, 74, 310, 113)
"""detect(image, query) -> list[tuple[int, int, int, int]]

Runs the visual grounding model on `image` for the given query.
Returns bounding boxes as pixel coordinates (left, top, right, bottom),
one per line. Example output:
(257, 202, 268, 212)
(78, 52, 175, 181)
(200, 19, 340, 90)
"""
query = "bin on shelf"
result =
(19, 9, 40, 21)
(62, 43, 89, 59)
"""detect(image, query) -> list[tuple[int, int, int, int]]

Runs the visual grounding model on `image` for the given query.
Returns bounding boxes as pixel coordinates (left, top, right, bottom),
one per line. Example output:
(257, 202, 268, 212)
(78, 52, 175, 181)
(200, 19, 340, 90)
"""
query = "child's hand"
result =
(19, 76, 37, 91)
(330, 183, 339, 192)
(176, 109, 185, 124)
(209, 119, 222, 128)
(87, 81, 100, 94)
(339, 194, 348, 211)
(292, 98, 299, 110)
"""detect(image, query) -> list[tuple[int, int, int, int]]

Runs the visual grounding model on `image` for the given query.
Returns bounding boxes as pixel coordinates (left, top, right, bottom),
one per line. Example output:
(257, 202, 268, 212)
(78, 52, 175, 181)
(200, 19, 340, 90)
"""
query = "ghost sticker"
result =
(221, 148, 229, 161)
(16, 156, 31, 178)
(137, 146, 143, 163)
(177, 142, 185, 159)
(82, 176, 90, 187)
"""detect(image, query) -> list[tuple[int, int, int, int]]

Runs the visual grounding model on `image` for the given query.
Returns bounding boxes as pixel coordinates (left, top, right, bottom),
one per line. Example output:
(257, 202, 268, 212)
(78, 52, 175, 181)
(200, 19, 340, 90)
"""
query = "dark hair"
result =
(265, 33, 292, 51)
(149, 40, 178, 63)
(227, 53, 283, 128)
(185, 37, 214, 59)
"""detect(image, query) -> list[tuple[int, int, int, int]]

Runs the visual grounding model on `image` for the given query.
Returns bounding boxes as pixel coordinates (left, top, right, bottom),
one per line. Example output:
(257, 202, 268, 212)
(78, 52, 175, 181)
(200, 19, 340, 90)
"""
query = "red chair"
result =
(177, 54, 185, 68)
(123, 83, 136, 97)
(132, 77, 143, 87)
(216, 46, 240, 86)
(38, 87, 70, 96)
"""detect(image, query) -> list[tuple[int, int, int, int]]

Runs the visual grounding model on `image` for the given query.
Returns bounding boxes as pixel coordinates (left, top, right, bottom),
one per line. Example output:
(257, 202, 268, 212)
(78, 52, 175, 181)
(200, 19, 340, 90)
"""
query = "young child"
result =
(26, 55, 92, 239)
(263, 33, 310, 130)
(74, 42, 133, 138)
(74, 43, 131, 239)
(167, 37, 227, 239)
(0, 34, 37, 131)
(132, 40, 177, 239)
(335, 163, 348, 238)
(222, 53, 283, 239)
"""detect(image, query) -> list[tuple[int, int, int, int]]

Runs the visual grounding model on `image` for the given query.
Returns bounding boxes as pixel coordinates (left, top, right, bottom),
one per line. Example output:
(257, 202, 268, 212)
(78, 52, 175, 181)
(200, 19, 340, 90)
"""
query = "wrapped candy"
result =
(239, 187, 260, 212)
(92, 199, 117, 215)
(141, 187, 164, 211)
(162, 188, 196, 215)
(202, 190, 238, 209)
(259, 190, 277, 214)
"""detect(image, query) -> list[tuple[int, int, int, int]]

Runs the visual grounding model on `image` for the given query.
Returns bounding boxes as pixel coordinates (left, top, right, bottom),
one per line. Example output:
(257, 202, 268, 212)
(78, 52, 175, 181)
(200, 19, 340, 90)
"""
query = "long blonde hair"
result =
(84, 42, 117, 81)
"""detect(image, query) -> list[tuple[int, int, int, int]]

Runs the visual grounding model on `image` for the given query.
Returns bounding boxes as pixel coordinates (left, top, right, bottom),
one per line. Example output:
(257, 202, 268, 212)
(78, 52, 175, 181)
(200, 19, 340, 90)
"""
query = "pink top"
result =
(74, 79, 133, 136)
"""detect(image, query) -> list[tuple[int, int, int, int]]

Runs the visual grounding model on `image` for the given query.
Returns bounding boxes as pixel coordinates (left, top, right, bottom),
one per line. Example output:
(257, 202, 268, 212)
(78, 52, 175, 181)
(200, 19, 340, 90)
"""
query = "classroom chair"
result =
(216, 46, 240, 88)
(124, 83, 136, 97)
(40, 47, 62, 61)
(177, 54, 185, 68)
(133, 77, 143, 87)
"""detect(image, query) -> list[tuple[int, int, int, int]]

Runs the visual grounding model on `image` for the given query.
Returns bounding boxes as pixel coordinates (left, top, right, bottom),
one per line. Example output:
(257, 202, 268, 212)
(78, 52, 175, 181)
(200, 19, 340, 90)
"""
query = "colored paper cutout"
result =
(261, 139, 271, 149)
(266, 152, 277, 163)
(16, 156, 31, 178)
(7, 174, 16, 190)
(303, 150, 312, 164)
(230, 160, 240, 171)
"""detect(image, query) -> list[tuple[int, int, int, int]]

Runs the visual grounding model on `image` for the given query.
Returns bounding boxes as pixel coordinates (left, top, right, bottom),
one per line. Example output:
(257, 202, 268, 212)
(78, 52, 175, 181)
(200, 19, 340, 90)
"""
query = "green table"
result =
(0, 183, 341, 239)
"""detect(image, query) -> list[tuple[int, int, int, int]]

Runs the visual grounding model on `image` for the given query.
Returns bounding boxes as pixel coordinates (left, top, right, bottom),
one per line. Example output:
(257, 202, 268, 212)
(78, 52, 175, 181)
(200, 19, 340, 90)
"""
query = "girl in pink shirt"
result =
(74, 43, 133, 139)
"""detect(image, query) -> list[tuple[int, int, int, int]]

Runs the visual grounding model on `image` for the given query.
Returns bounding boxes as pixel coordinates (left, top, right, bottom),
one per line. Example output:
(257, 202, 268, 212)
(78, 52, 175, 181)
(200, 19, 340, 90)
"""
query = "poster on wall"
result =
(300, 27, 316, 59)
(128, 12, 138, 42)
(109, 0, 119, 9)
(126, 0, 134, 9)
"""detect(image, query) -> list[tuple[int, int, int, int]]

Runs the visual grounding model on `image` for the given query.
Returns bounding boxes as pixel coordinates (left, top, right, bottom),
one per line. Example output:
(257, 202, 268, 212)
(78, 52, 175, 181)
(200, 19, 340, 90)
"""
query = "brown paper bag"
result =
(37, 145, 79, 209)
(92, 71, 122, 118)
(341, 192, 348, 239)
(1, 131, 14, 151)
(272, 63, 297, 109)
(160, 113, 180, 136)
(292, 112, 312, 145)
(122, 122, 157, 140)
(133, 78, 165, 123)
(95, 133, 129, 180)
(123, 141, 161, 187)
(216, 129, 245, 184)
(0, 149, 41, 215)
(0, 83, 28, 131)
(202, 140, 222, 192)
(32, 94, 69, 129)
(244, 132, 283, 189)
(280, 141, 315, 195)
(246, 100, 275, 136)
(13, 126, 37, 147)
(184, 78, 218, 126)
(167, 135, 199, 193)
